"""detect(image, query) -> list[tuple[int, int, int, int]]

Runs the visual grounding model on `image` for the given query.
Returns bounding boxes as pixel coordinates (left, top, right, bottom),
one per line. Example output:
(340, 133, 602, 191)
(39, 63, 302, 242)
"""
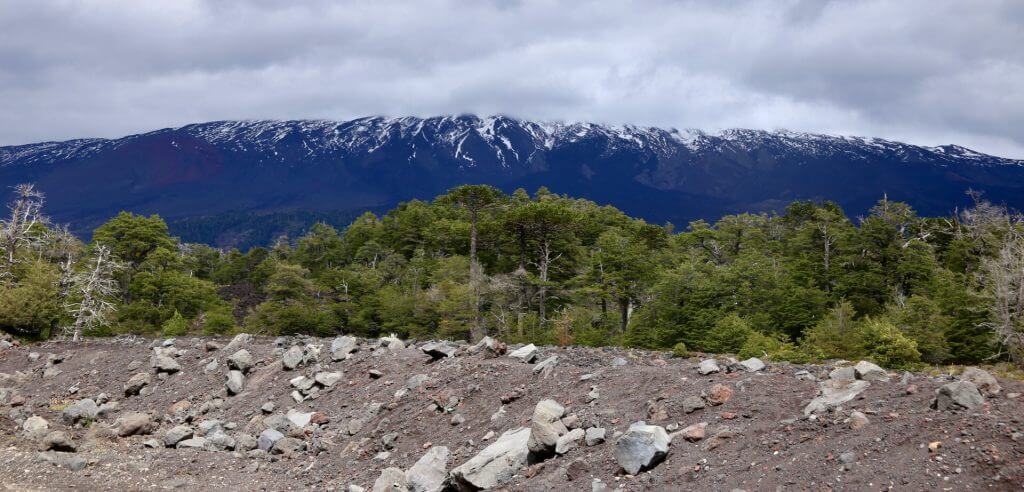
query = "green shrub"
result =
(160, 311, 189, 337)
(671, 342, 689, 358)
(701, 314, 753, 354)
(202, 309, 237, 335)
(859, 318, 921, 369)
(739, 331, 811, 363)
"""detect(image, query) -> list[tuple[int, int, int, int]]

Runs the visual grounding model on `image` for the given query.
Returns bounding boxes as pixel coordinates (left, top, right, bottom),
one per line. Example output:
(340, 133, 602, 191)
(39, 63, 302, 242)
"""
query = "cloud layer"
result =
(1, 0, 1022, 157)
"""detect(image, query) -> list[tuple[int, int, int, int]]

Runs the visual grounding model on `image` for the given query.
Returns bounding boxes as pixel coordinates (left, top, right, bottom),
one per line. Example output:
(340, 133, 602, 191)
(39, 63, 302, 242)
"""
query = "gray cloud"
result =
(1, 0, 1021, 157)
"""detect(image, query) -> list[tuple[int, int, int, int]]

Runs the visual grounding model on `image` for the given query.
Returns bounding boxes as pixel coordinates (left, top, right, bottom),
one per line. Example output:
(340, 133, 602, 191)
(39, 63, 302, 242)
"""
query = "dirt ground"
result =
(1, 336, 1022, 491)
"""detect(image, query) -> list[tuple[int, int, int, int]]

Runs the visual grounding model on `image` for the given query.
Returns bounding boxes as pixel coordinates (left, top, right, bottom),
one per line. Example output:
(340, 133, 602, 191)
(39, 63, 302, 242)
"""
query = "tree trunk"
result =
(469, 210, 483, 341)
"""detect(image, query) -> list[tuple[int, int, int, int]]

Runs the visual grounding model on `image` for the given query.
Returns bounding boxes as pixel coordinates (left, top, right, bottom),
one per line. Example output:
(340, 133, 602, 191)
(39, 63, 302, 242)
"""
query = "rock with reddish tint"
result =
(679, 422, 708, 442)
(708, 384, 734, 406)
(849, 411, 869, 430)
(116, 412, 156, 437)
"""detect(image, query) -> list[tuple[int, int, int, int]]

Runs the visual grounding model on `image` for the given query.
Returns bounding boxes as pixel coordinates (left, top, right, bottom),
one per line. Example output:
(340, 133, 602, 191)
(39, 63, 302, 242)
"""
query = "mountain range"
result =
(2, 115, 1023, 248)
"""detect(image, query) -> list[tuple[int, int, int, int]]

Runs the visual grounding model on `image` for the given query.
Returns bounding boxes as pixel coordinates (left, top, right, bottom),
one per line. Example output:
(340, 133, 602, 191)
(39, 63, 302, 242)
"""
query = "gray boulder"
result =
(257, 428, 284, 451)
(533, 355, 559, 378)
(829, 366, 857, 381)
(960, 367, 1001, 396)
(123, 372, 151, 396)
(405, 445, 449, 492)
(62, 399, 99, 425)
(739, 357, 765, 372)
(933, 381, 985, 411)
(372, 467, 407, 492)
(527, 399, 568, 454)
(164, 425, 194, 447)
(804, 379, 870, 415)
(555, 428, 586, 454)
(420, 341, 457, 360)
(22, 416, 49, 439)
(697, 359, 720, 375)
(282, 346, 304, 370)
(331, 335, 359, 361)
(315, 371, 343, 387)
(449, 427, 531, 491)
(585, 427, 606, 446)
(853, 361, 889, 381)
(116, 412, 156, 437)
(508, 344, 538, 363)
(614, 422, 670, 475)
(226, 370, 245, 395)
(151, 355, 181, 374)
(226, 349, 255, 373)
(222, 333, 252, 355)
(42, 431, 76, 452)
(271, 436, 306, 455)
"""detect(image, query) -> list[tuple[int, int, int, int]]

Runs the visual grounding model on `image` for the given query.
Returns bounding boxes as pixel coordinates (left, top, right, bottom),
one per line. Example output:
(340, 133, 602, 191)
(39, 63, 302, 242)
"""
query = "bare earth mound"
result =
(1, 335, 1022, 491)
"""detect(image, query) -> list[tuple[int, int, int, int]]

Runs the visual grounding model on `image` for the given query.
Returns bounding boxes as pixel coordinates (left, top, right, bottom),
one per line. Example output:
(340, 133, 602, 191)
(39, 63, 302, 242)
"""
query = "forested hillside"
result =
(2, 184, 1023, 369)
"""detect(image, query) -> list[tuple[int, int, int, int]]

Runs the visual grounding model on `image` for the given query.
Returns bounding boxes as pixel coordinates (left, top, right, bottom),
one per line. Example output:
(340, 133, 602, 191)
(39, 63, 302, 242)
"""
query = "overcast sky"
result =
(1, 0, 1022, 157)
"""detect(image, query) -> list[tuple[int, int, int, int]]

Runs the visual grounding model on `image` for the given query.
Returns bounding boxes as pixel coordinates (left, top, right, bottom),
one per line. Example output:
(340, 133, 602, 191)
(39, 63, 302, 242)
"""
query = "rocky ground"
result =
(0, 333, 1022, 491)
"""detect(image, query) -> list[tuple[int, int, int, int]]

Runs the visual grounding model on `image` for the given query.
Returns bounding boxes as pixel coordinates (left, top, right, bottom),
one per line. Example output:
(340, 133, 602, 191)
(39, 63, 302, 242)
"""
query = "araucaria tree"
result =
(64, 245, 122, 341)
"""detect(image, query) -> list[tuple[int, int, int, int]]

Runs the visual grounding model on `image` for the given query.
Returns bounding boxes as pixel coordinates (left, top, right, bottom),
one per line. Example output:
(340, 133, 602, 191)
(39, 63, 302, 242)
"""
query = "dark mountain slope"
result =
(2, 116, 1022, 247)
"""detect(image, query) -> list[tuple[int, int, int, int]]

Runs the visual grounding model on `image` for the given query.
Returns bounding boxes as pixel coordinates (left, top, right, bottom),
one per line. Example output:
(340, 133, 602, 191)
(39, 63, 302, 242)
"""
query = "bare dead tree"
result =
(0, 184, 51, 278)
(982, 232, 1024, 364)
(64, 244, 123, 341)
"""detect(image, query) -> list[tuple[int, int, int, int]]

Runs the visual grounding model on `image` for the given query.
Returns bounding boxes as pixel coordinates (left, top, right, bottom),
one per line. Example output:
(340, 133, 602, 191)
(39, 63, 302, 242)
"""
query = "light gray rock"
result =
(449, 427, 531, 491)
(164, 425, 194, 447)
(116, 412, 155, 437)
(36, 451, 87, 471)
(42, 431, 75, 452)
(406, 445, 449, 492)
(62, 399, 99, 425)
(555, 428, 585, 454)
(853, 361, 889, 381)
(271, 436, 306, 455)
(331, 335, 358, 361)
(372, 467, 408, 492)
(614, 422, 670, 475)
(226, 370, 245, 395)
(226, 349, 255, 373)
(315, 371, 343, 387)
(286, 409, 315, 428)
(469, 336, 506, 358)
(23, 416, 49, 439)
(533, 355, 559, 378)
(527, 399, 568, 454)
(610, 357, 629, 366)
(290, 375, 315, 392)
(508, 344, 538, 363)
(151, 355, 181, 374)
(257, 428, 284, 451)
(697, 359, 720, 375)
(123, 372, 151, 396)
(933, 381, 985, 411)
(206, 429, 236, 451)
(829, 366, 856, 381)
(804, 379, 871, 415)
(682, 395, 705, 414)
(177, 437, 207, 449)
(739, 357, 765, 372)
(585, 427, 606, 446)
(421, 341, 457, 359)
(960, 367, 1001, 396)
(282, 346, 304, 370)
(381, 336, 405, 351)
(407, 374, 430, 390)
(222, 333, 252, 355)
